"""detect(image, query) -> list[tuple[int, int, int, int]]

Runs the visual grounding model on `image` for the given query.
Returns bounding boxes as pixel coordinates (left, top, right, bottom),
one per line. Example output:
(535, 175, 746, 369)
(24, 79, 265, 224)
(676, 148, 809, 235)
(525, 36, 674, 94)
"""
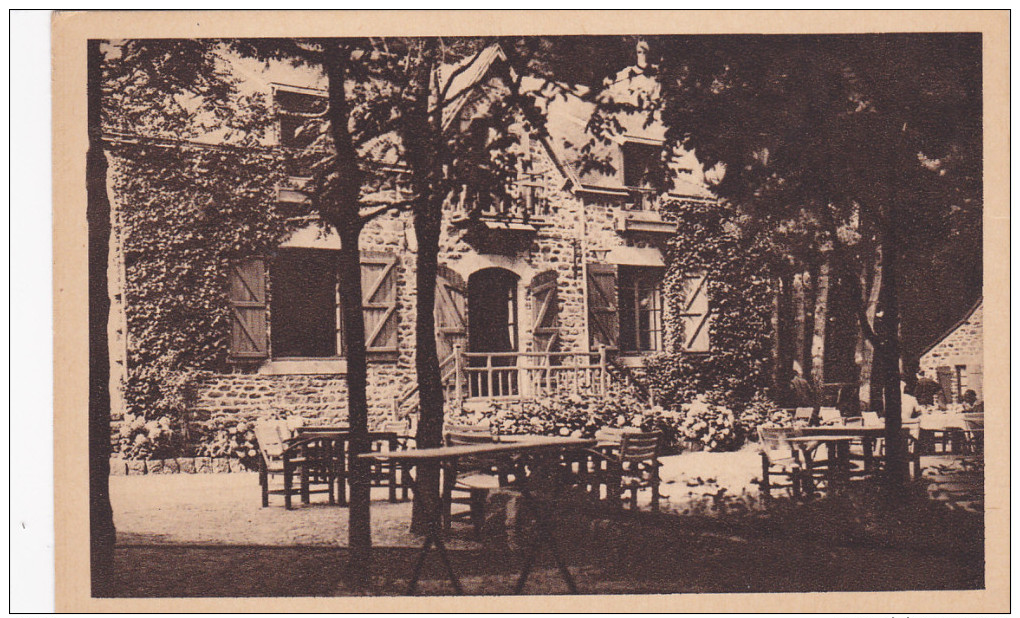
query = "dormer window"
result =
(273, 85, 328, 150)
(621, 140, 661, 211)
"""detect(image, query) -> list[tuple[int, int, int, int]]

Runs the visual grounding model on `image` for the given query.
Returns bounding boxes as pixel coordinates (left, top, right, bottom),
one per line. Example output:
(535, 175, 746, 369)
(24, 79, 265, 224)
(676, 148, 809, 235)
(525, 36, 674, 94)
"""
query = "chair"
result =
(819, 407, 842, 425)
(794, 407, 815, 425)
(377, 421, 414, 501)
(962, 413, 984, 454)
(442, 430, 511, 535)
(757, 427, 803, 499)
(590, 431, 662, 511)
(254, 420, 341, 509)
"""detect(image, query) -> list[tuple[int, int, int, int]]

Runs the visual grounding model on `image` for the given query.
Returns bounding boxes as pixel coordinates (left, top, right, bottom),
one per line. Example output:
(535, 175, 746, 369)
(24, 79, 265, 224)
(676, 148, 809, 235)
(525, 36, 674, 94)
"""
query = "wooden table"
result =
(801, 426, 886, 474)
(361, 436, 596, 595)
(787, 435, 854, 494)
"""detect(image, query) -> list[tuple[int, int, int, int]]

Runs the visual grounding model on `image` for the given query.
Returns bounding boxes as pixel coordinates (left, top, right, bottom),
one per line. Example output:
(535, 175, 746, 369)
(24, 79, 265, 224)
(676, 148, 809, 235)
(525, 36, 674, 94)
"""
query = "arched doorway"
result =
(467, 268, 519, 397)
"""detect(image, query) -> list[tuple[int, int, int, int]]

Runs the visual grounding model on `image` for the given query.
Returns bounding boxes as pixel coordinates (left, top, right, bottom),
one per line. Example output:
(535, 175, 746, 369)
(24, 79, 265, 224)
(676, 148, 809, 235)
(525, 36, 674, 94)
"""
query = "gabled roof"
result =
(918, 296, 984, 358)
(541, 64, 714, 199)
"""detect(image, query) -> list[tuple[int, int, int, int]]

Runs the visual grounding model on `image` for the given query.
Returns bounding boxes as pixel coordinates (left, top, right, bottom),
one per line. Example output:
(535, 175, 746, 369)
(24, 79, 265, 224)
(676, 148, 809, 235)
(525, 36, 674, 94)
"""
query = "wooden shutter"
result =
(587, 263, 619, 349)
(361, 251, 399, 358)
(529, 270, 560, 353)
(228, 258, 268, 359)
(679, 272, 711, 352)
(434, 264, 468, 362)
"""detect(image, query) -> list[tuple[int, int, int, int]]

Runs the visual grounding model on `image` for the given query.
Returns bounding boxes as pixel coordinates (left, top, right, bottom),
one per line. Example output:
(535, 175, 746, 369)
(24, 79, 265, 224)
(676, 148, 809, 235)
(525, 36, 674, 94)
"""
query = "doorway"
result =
(467, 268, 519, 397)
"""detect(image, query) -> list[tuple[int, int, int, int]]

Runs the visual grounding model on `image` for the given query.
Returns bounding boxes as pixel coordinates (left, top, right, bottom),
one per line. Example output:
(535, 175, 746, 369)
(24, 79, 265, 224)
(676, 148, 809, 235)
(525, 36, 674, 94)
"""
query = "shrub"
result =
(736, 392, 793, 440)
(446, 384, 687, 451)
(116, 414, 184, 460)
(678, 392, 741, 452)
(191, 414, 261, 470)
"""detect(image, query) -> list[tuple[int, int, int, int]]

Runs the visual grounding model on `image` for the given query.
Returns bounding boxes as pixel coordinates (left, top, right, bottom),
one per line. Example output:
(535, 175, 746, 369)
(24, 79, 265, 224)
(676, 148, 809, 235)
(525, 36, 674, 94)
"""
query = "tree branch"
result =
(358, 197, 417, 222)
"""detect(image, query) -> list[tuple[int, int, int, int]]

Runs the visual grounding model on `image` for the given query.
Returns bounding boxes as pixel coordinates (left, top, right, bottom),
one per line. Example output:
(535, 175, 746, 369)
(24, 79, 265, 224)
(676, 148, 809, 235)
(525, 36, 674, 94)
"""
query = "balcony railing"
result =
(453, 346, 609, 402)
(448, 173, 551, 222)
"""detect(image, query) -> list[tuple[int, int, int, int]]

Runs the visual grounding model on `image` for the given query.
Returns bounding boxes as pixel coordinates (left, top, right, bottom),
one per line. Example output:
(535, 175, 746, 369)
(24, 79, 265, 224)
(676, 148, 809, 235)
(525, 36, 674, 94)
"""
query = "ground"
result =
(109, 447, 984, 597)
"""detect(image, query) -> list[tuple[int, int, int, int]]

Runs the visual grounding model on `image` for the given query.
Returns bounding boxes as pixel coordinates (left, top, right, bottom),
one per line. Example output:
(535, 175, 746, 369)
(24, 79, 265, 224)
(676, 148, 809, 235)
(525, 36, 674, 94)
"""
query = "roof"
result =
(918, 296, 983, 358)
(541, 65, 714, 199)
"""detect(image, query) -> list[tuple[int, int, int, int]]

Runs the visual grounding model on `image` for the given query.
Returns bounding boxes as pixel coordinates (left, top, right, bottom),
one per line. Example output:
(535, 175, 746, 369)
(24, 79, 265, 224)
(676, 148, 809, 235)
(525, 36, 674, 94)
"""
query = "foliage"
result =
(115, 414, 184, 460)
(113, 143, 290, 425)
(639, 199, 777, 411)
(446, 384, 687, 451)
(190, 415, 261, 469)
(736, 392, 793, 440)
(677, 393, 741, 452)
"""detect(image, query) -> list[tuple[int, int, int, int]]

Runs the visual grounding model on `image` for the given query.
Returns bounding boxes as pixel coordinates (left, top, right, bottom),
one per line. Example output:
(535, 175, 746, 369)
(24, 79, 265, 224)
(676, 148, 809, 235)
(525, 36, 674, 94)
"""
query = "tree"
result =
(87, 38, 116, 598)
(357, 37, 549, 529)
(91, 37, 264, 595)
(101, 37, 415, 589)
(639, 33, 981, 489)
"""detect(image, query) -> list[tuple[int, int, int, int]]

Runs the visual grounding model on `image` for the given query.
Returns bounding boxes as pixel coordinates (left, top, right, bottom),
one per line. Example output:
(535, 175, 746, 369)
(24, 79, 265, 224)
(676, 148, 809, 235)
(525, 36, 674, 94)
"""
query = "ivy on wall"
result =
(112, 141, 294, 420)
(644, 199, 778, 409)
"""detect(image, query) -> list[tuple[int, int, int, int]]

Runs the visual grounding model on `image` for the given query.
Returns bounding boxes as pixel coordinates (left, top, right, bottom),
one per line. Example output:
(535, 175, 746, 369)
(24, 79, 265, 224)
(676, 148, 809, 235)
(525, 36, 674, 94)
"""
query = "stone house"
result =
(106, 44, 718, 427)
(918, 297, 984, 403)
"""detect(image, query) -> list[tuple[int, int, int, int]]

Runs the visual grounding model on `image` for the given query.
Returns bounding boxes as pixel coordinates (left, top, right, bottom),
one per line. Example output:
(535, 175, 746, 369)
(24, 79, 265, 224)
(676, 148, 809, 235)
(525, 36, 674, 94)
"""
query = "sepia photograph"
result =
(50, 10, 1008, 612)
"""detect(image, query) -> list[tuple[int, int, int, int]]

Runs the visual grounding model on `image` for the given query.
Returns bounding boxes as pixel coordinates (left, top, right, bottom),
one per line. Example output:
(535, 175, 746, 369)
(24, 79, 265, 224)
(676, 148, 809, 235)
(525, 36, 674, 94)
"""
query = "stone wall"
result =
(920, 299, 984, 400)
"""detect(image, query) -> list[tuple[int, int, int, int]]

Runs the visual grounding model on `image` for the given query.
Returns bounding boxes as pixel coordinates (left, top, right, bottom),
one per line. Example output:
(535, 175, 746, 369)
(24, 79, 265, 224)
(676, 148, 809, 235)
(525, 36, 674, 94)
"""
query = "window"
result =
(274, 86, 328, 177)
(270, 249, 341, 358)
(228, 249, 399, 365)
(618, 266, 663, 353)
(621, 141, 661, 210)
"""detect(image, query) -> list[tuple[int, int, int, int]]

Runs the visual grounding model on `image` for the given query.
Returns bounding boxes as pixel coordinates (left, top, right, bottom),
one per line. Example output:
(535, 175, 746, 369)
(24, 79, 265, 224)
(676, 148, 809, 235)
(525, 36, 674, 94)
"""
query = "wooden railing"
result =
(393, 345, 611, 412)
(447, 173, 551, 221)
(391, 351, 459, 419)
(458, 346, 608, 403)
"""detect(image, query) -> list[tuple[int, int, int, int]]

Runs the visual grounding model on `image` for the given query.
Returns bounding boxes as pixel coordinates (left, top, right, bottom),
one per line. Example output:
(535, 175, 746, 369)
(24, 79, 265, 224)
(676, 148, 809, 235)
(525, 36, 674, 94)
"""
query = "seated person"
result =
(961, 389, 983, 413)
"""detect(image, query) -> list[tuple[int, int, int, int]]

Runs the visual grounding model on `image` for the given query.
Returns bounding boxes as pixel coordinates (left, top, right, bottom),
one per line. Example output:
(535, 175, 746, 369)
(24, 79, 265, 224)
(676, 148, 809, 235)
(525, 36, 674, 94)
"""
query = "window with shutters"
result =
(618, 266, 663, 353)
(229, 248, 399, 365)
(270, 249, 340, 358)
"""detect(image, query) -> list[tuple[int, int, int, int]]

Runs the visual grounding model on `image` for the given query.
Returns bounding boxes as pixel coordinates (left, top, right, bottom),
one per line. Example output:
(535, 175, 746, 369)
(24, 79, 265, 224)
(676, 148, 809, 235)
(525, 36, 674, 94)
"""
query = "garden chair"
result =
(962, 413, 984, 454)
(369, 422, 415, 501)
(793, 407, 815, 425)
(757, 426, 804, 499)
(254, 420, 341, 509)
(589, 431, 662, 511)
(819, 407, 842, 425)
(442, 429, 514, 535)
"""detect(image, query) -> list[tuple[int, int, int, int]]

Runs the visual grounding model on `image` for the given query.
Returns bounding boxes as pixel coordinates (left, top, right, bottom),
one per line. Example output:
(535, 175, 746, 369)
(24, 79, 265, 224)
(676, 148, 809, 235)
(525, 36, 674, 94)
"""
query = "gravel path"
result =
(111, 449, 765, 548)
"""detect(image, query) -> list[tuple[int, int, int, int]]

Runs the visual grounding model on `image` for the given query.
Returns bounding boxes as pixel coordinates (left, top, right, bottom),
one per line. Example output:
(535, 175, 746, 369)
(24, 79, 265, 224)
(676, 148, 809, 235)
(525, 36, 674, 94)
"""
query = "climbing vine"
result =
(644, 199, 778, 410)
(112, 141, 296, 421)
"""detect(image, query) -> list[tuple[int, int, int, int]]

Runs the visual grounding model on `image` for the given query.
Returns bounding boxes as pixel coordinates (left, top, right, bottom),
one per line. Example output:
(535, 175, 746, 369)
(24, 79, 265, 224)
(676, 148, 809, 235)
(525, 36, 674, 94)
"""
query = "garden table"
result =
(787, 435, 854, 494)
(361, 436, 596, 595)
(801, 426, 886, 474)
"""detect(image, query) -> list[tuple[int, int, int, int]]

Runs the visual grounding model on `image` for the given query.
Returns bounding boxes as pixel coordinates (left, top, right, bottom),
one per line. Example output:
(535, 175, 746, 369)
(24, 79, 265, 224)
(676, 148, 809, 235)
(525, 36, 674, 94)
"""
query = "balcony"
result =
(614, 190, 677, 235)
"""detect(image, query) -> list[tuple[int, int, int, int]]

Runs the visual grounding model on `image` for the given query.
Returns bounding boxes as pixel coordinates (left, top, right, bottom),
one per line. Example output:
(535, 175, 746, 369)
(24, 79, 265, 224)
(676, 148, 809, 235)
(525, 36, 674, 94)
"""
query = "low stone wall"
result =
(110, 456, 253, 475)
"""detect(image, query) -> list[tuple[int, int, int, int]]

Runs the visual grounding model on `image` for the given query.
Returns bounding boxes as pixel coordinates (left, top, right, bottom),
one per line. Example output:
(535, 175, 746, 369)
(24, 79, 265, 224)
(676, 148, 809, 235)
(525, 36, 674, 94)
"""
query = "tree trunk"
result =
(857, 246, 883, 409)
(772, 269, 795, 404)
(875, 225, 906, 491)
(323, 47, 372, 589)
(87, 39, 116, 598)
(410, 206, 445, 533)
(405, 41, 449, 533)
